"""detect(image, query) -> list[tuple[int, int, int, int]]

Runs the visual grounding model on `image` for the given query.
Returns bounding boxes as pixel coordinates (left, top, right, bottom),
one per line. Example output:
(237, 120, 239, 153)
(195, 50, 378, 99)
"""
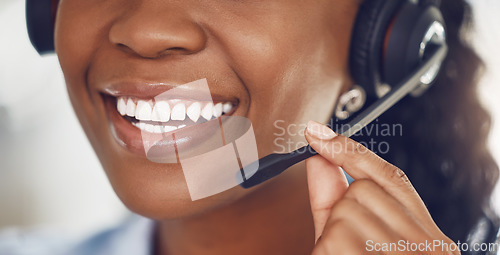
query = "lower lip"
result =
(103, 96, 237, 160)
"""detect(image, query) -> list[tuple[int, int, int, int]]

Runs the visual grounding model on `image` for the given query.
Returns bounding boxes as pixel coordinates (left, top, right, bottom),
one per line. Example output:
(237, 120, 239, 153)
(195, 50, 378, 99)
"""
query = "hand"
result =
(305, 121, 460, 255)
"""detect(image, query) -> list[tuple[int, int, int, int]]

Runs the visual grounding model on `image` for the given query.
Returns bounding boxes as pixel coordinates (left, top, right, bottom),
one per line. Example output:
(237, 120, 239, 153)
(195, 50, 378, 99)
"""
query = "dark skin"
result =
(55, 0, 458, 254)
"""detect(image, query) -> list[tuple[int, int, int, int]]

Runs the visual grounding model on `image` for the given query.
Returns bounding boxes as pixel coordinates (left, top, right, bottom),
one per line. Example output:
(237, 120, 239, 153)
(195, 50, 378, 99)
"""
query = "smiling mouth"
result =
(100, 78, 242, 157)
(116, 96, 236, 134)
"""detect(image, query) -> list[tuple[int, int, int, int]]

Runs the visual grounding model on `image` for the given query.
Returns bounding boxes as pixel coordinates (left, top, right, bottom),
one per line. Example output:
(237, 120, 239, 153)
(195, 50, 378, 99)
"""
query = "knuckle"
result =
(384, 163, 414, 189)
(355, 141, 370, 154)
(326, 220, 347, 239)
(346, 179, 377, 197)
(329, 198, 358, 220)
(350, 178, 377, 190)
(328, 218, 350, 232)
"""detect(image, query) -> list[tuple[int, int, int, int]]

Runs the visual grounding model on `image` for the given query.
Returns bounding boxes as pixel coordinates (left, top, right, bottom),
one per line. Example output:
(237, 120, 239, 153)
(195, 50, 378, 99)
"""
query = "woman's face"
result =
(55, 0, 359, 219)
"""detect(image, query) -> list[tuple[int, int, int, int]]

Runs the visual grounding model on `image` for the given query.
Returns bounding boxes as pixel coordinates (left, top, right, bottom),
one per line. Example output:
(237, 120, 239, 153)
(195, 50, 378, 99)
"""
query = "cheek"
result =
(219, 10, 355, 153)
(56, 1, 101, 81)
(55, 1, 119, 151)
(55, 0, 125, 96)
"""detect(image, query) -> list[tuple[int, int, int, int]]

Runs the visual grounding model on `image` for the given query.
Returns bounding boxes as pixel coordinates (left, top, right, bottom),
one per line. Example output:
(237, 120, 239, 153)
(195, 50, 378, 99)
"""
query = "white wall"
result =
(473, 0, 500, 211)
(0, 0, 499, 239)
(0, 0, 126, 239)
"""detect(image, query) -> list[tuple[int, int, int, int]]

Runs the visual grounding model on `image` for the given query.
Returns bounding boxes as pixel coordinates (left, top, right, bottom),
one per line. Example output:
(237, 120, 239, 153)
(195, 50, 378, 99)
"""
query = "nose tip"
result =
(109, 7, 206, 59)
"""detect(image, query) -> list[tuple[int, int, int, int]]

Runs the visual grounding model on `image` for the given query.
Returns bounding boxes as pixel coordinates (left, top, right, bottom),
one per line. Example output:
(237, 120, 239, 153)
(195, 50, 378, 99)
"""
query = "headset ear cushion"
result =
(349, 0, 405, 97)
(26, 0, 56, 55)
(383, 4, 444, 87)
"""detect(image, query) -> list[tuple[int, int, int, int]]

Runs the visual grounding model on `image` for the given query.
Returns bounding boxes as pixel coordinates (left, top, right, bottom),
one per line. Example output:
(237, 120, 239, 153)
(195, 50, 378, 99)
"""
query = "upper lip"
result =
(99, 80, 239, 104)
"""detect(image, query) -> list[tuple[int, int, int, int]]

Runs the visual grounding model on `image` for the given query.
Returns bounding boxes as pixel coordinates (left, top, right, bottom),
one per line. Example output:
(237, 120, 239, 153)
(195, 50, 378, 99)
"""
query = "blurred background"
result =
(0, 0, 499, 241)
(0, 0, 127, 241)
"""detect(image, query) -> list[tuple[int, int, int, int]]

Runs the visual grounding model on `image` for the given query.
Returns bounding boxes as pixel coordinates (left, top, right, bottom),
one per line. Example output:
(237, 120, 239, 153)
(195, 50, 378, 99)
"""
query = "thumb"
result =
(306, 154, 349, 243)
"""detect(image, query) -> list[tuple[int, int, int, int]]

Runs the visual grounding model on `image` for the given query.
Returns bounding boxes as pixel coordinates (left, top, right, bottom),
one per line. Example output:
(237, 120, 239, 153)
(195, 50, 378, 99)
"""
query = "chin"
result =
(98, 152, 251, 220)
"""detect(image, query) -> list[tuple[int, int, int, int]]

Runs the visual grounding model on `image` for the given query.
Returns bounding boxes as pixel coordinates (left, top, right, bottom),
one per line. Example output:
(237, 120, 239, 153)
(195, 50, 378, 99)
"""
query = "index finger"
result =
(305, 121, 438, 229)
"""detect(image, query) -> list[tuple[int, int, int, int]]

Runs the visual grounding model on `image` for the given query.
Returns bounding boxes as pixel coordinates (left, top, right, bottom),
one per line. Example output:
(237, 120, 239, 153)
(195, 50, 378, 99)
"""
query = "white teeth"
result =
(132, 123, 189, 133)
(151, 106, 161, 122)
(187, 102, 201, 123)
(213, 103, 223, 118)
(126, 98, 136, 117)
(171, 103, 186, 121)
(136, 100, 153, 121)
(152, 101, 170, 122)
(201, 103, 213, 121)
(117, 97, 236, 133)
(223, 102, 233, 114)
(117, 98, 127, 116)
(153, 125, 162, 133)
(164, 126, 178, 132)
(145, 124, 155, 133)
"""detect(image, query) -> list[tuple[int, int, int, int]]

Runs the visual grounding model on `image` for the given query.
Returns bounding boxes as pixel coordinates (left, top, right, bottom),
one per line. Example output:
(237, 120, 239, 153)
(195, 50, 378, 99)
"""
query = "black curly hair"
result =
(354, 0, 499, 244)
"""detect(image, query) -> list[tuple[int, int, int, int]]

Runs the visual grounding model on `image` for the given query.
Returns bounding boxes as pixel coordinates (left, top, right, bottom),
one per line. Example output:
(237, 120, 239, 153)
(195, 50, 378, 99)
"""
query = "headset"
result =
(25, 0, 448, 188)
(26, 0, 57, 55)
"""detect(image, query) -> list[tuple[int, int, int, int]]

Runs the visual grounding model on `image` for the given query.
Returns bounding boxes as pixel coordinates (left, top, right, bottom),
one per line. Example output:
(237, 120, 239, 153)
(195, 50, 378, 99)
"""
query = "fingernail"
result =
(306, 121, 337, 140)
